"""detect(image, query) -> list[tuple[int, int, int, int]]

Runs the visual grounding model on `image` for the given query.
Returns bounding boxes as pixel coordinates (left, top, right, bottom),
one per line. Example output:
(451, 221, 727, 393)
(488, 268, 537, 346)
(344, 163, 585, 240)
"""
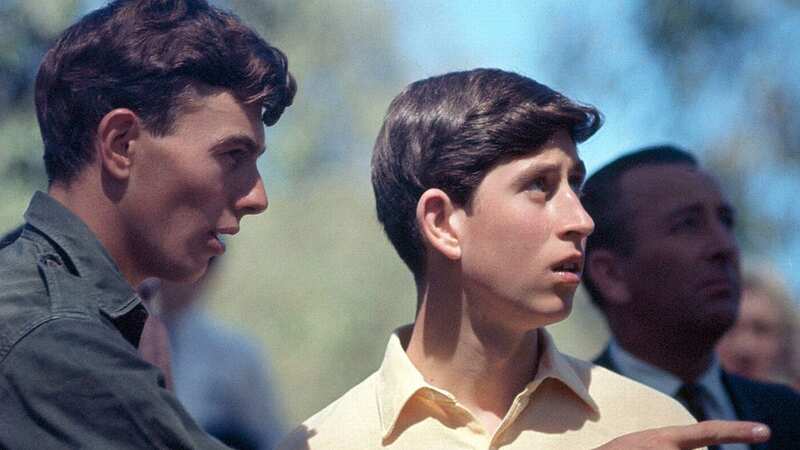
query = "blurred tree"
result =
(224, 0, 406, 181)
(0, 0, 81, 225)
(635, 0, 800, 275)
(533, 0, 799, 294)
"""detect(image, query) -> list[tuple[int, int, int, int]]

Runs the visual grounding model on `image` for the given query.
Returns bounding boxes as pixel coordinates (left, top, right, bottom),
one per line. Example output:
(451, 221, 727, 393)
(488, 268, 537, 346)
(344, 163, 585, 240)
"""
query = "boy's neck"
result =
(406, 276, 541, 434)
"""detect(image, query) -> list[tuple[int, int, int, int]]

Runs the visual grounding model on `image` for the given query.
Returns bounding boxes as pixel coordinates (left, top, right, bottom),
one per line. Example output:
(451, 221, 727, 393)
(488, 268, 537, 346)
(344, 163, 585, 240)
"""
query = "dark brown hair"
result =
(35, 0, 296, 184)
(581, 145, 698, 307)
(371, 68, 602, 282)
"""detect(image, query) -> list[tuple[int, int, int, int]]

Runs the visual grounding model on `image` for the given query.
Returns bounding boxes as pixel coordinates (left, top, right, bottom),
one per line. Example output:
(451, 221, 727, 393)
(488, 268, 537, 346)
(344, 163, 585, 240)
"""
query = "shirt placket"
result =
(423, 390, 493, 448)
(489, 379, 541, 449)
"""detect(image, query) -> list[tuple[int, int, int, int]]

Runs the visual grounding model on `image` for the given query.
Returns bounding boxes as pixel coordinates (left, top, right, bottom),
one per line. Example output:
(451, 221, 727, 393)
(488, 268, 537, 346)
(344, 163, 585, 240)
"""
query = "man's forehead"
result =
(619, 163, 729, 212)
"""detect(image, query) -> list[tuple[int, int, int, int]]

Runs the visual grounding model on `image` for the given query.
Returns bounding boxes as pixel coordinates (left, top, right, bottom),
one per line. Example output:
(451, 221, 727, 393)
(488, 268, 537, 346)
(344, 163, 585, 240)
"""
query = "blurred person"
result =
(0, 0, 295, 448)
(153, 257, 285, 450)
(717, 268, 800, 388)
(279, 69, 768, 450)
(582, 145, 800, 449)
(136, 277, 174, 391)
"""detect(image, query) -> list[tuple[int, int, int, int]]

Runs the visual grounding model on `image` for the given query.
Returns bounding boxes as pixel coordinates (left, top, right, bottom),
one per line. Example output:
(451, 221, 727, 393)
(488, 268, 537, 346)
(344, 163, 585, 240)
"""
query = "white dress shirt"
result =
(607, 339, 748, 450)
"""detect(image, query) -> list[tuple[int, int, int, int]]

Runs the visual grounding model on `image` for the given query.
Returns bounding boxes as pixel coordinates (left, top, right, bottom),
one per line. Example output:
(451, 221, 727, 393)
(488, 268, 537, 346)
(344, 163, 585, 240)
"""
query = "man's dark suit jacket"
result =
(594, 347, 800, 450)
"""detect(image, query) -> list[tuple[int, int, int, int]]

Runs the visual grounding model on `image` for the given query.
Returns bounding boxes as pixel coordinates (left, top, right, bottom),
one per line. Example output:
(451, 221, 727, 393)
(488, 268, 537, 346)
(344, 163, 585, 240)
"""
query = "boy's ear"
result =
(586, 249, 631, 306)
(96, 108, 141, 181)
(416, 188, 463, 260)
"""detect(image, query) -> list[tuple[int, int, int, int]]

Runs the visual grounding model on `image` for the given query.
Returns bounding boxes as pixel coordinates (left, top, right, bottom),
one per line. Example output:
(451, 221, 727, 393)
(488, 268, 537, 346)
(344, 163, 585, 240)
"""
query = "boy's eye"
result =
(528, 177, 549, 192)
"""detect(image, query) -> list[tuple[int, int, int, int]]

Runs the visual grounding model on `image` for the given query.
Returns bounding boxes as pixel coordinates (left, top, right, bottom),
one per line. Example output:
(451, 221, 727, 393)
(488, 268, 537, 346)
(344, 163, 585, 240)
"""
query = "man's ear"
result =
(586, 249, 631, 305)
(416, 188, 463, 261)
(96, 108, 141, 181)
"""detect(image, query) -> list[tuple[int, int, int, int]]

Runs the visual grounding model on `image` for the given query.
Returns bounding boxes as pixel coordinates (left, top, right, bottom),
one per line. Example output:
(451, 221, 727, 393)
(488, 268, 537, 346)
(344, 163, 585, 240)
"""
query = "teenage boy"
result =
(279, 69, 768, 449)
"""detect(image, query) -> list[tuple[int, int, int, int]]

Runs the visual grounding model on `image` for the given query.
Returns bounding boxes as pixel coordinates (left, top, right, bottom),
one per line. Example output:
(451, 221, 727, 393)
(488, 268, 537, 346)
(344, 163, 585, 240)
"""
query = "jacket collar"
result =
(24, 191, 141, 320)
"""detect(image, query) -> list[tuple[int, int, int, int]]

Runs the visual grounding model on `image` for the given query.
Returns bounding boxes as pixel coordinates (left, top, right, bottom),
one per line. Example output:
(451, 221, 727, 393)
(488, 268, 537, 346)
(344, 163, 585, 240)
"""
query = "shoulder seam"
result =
(0, 312, 93, 365)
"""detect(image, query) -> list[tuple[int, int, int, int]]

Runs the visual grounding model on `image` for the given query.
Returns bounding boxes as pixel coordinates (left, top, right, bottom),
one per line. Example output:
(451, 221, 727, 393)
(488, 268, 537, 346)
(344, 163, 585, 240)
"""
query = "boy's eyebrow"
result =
(512, 158, 587, 188)
(513, 162, 556, 187)
(212, 134, 266, 156)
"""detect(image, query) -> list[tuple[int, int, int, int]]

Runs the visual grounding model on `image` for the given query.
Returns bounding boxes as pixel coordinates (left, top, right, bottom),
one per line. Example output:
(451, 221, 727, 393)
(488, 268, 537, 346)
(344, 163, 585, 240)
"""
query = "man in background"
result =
(582, 145, 800, 449)
(0, 0, 295, 447)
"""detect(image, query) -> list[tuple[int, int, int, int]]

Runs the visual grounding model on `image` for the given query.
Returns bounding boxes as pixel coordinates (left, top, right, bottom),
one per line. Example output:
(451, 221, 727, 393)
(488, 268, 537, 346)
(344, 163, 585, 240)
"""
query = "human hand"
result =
(594, 421, 770, 449)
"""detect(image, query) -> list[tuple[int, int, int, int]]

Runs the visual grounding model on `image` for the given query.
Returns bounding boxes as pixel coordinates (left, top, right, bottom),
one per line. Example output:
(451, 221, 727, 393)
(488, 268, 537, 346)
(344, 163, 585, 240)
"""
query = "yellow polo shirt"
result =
(279, 326, 697, 449)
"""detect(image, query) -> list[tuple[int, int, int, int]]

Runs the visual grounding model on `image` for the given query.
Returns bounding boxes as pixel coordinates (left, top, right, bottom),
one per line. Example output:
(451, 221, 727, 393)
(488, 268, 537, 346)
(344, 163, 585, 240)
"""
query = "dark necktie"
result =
(676, 383, 720, 450)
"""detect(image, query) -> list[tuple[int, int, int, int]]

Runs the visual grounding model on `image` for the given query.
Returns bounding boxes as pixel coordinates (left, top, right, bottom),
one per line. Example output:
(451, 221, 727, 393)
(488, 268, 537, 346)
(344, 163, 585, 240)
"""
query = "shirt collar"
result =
(695, 358, 728, 413)
(24, 191, 140, 319)
(376, 325, 446, 439)
(375, 325, 599, 439)
(607, 338, 727, 409)
(524, 328, 599, 413)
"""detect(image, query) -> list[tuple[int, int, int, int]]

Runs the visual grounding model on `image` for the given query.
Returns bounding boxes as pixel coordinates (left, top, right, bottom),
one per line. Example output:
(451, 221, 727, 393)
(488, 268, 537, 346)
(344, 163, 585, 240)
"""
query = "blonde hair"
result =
(741, 263, 800, 385)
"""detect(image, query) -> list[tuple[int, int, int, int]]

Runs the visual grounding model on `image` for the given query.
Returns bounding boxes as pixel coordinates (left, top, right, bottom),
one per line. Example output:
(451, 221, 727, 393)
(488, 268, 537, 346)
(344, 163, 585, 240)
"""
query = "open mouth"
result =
(550, 255, 584, 285)
(553, 261, 581, 274)
(552, 255, 583, 275)
(208, 232, 226, 253)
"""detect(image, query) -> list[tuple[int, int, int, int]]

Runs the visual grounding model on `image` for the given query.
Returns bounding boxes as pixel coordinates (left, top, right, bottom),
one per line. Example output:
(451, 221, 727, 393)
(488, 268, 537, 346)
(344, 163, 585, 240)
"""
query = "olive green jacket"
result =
(0, 192, 228, 449)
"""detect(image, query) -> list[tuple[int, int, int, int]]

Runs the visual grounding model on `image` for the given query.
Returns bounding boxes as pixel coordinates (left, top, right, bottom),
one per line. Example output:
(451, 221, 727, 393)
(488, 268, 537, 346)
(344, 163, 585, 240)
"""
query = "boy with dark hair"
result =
(280, 69, 767, 449)
(0, 0, 294, 447)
